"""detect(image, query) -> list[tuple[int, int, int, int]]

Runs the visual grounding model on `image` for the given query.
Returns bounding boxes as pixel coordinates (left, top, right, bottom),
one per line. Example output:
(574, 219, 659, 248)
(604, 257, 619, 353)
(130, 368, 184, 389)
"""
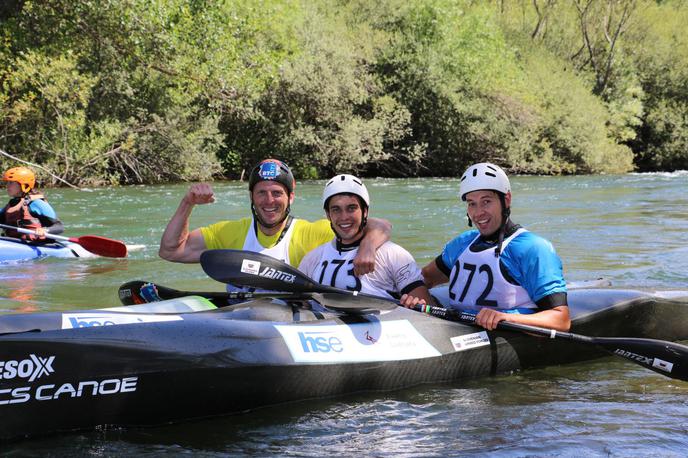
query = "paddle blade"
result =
(72, 235, 128, 258)
(200, 249, 399, 313)
(200, 249, 325, 293)
(595, 337, 688, 382)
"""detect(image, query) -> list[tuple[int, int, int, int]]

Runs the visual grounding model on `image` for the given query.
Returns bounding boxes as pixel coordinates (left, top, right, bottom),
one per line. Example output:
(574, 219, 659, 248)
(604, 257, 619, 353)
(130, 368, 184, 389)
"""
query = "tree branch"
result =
(0, 148, 82, 189)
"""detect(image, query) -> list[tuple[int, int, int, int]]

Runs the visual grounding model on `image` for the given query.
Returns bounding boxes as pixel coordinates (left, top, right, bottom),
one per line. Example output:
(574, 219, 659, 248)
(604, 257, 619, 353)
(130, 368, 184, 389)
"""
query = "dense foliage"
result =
(0, 0, 686, 185)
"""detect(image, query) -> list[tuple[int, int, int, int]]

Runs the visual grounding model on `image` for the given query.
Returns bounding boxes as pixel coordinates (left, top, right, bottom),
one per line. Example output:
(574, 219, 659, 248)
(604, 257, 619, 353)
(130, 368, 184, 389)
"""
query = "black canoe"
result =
(1, 287, 687, 441)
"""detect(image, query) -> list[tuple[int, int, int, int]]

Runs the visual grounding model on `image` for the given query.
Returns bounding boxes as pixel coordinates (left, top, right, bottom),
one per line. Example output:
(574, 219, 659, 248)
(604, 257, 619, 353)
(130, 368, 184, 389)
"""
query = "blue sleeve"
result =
(500, 231, 567, 303)
(440, 230, 479, 271)
(28, 200, 58, 219)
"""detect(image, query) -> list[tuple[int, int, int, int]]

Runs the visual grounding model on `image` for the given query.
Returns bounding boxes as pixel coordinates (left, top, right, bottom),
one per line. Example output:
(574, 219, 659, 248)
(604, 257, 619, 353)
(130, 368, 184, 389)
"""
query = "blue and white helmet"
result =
(459, 163, 510, 201)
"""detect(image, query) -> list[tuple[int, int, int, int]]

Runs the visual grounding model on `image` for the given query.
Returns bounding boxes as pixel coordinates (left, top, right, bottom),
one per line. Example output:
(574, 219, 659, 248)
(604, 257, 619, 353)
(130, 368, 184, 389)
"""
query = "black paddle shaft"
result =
(118, 279, 385, 315)
(415, 304, 688, 382)
(117, 280, 304, 304)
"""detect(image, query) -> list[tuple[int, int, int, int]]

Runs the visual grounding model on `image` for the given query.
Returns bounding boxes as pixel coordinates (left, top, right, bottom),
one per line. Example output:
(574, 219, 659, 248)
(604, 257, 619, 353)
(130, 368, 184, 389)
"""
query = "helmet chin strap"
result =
(251, 202, 291, 230)
(494, 194, 510, 258)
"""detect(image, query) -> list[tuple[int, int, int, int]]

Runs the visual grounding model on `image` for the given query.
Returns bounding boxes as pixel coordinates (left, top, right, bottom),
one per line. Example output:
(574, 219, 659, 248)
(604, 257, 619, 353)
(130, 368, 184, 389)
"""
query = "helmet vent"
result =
(322, 174, 370, 208)
(458, 162, 510, 201)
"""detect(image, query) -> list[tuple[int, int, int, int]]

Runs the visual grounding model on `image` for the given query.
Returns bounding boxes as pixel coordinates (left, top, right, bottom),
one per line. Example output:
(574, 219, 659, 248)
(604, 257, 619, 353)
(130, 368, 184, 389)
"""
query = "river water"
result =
(2, 173, 688, 456)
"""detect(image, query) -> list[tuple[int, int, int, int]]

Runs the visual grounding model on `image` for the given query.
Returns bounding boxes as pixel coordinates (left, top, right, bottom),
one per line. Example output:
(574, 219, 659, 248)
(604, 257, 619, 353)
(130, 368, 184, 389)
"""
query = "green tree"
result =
(221, 0, 422, 178)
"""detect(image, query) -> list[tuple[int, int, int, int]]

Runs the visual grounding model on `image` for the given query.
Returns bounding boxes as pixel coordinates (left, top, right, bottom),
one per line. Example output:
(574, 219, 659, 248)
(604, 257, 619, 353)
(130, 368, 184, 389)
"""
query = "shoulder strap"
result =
(252, 215, 294, 246)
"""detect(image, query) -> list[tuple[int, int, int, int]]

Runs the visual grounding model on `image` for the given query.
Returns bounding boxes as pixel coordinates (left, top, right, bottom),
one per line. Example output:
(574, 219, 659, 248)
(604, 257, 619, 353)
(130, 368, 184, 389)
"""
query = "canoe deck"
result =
(1, 287, 687, 441)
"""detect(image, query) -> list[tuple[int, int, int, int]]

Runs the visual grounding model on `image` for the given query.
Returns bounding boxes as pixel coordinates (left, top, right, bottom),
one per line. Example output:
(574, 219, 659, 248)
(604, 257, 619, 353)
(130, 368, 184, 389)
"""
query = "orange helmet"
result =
(2, 167, 36, 193)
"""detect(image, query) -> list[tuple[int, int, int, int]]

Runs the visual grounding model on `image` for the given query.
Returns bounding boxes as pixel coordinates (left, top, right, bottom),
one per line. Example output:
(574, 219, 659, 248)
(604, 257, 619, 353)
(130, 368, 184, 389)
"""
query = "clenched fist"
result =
(183, 183, 216, 206)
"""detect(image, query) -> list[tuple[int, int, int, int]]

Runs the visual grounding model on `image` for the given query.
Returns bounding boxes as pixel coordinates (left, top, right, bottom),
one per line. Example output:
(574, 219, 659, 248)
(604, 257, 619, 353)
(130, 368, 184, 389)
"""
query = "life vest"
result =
(225, 216, 297, 294)
(447, 228, 536, 313)
(1, 194, 46, 239)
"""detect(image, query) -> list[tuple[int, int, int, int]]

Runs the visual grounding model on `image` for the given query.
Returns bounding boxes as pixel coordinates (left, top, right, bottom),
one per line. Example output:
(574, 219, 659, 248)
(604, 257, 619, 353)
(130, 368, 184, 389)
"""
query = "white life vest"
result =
(225, 217, 296, 293)
(309, 242, 395, 300)
(447, 228, 536, 312)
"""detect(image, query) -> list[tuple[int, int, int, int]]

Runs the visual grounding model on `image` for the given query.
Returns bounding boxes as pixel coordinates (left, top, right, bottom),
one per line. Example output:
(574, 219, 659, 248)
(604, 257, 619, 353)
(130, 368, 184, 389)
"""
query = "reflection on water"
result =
(2, 172, 688, 455)
(0, 259, 132, 312)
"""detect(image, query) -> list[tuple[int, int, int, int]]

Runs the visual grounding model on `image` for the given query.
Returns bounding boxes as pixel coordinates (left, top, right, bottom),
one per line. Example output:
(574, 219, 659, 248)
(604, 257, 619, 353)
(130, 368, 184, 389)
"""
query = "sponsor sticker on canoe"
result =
(275, 320, 440, 363)
(652, 358, 673, 373)
(62, 313, 183, 329)
(0, 354, 55, 382)
(258, 266, 296, 283)
(0, 353, 140, 406)
(241, 259, 260, 275)
(0, 376, 138, 406)
(613, 348, 673, 373)
(450, 332, 490, 352)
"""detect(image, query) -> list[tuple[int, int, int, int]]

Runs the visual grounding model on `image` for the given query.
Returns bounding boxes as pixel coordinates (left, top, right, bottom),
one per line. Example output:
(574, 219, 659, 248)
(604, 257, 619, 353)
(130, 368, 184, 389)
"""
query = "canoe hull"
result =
(0, 237, 93, 262)
(0, 312, 521, 440)
(1, 288, 687, 441)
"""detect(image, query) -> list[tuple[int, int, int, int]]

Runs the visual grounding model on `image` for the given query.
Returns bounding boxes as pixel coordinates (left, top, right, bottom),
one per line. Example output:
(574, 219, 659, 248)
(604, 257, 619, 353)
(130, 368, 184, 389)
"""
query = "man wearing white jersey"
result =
(299, 174, 433, 303)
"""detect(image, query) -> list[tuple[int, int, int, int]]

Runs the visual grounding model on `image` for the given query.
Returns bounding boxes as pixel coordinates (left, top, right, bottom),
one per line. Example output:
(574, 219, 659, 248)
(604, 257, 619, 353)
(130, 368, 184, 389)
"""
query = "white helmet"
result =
(322, 174, 370, 209)
(459, 162, 510, 201)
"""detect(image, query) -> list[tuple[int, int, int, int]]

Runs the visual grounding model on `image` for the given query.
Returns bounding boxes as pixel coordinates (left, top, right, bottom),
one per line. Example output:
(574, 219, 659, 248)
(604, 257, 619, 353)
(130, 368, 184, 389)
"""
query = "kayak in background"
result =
(0, 236, 95, 262)
(0, 236, 145, 263)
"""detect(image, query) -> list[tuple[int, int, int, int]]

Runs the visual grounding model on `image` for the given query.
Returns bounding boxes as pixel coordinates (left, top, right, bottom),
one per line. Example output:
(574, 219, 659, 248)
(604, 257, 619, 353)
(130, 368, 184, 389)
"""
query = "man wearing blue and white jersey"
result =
(401, 162, 570, 332)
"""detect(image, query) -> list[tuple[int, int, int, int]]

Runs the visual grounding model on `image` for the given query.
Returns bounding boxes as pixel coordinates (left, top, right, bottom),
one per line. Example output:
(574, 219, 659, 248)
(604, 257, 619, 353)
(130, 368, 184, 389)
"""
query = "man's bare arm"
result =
(420, 261, 449, 288)
(159, 184, 215, 263)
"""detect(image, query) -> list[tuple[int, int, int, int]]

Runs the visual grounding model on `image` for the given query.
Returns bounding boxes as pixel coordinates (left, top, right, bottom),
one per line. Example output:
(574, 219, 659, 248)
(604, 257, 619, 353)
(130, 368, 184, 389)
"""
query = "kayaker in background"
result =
(1, 166, 64, 242)
(400, 162, 570, 332)
(159, 159, 391, 281)
(299, 174, 434, 303)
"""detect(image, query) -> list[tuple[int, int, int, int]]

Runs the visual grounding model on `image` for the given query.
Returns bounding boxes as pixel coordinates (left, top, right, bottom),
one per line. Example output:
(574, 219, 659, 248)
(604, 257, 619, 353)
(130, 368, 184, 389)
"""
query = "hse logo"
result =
(62, 313, 183, 329)
(275, 321, 441, 363)
(67, 315, 120, 328)
(0, 354, 55, 382)
(299, 331, 343, 353)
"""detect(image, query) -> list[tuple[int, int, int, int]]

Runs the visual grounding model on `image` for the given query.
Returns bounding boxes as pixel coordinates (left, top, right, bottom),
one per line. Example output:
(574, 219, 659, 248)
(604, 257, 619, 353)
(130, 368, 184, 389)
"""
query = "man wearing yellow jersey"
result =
(159, 159, 391, 280)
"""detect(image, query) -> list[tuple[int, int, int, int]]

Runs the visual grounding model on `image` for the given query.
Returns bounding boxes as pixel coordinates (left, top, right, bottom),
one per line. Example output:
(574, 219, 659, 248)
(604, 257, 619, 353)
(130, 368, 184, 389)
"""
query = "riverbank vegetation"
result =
(1, 0, 686, 185)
